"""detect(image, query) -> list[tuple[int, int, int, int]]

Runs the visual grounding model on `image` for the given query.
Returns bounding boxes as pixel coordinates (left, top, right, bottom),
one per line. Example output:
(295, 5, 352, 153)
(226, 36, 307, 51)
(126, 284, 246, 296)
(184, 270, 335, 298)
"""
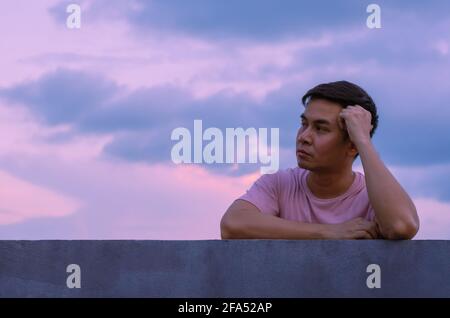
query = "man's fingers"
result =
(338, 115, 347, 132)
(365, 222, 379, 239)
(353, 219, 378, 239)
(374, 219, 383, 238)
(353, 231, 372, 239)
(367, 228, 378, 239)
(343, 218, 379, 239)
(360, 229, 376, 239)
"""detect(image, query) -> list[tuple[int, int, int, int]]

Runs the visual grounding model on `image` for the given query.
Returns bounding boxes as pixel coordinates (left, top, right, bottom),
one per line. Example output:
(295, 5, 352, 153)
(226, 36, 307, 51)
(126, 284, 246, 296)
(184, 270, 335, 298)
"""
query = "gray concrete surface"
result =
(0, 240, 448, 297)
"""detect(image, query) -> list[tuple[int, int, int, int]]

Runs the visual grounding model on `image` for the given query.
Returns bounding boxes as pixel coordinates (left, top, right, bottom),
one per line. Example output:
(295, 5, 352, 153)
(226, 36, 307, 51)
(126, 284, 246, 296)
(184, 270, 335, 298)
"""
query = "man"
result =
(220, 81, 419, 240)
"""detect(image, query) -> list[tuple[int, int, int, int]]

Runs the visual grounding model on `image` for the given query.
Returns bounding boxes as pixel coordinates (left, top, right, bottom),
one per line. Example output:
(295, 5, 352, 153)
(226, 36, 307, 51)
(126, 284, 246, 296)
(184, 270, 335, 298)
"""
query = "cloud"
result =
(0, 170, 80, 225)
(49, 0, 450, 45)
(0, 69, 304, 175)
(1, 154, 449, 239)
(2, 60, 450, 175)
(0, 100, 112, 162)
(0, 157, 258, 239)
(0, 0, 449, 240)
(388, 164, 450, 203)
(66, 0, 450, 44)
(0, 92, 448, 239)
(413, 198, 450, 239)
(0, 69, 118, 125)
(50, 0, 364, 41)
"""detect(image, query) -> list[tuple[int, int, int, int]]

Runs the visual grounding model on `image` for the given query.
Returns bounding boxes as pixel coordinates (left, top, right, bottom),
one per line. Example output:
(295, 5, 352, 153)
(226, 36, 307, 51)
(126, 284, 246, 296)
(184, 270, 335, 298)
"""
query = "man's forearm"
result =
(357, 140, 419, 239)
(221, 210, 327, 239)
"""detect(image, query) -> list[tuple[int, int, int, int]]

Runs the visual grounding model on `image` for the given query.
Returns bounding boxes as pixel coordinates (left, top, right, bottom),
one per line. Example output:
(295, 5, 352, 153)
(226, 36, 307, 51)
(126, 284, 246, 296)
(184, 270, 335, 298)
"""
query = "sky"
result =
(0, 0, 449, 239)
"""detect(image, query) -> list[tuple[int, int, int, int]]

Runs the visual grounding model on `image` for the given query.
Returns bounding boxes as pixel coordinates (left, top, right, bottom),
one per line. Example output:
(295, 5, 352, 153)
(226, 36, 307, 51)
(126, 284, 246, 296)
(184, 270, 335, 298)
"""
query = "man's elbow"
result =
(220, 212, 241, 239)
(383, 218, 419, 240)
(220, 216, 232, 239)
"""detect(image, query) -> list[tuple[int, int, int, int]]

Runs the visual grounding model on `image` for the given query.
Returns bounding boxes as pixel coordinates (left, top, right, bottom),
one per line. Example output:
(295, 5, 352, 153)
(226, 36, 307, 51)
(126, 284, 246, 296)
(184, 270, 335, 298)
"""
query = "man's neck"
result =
(306, 169, 355, 199)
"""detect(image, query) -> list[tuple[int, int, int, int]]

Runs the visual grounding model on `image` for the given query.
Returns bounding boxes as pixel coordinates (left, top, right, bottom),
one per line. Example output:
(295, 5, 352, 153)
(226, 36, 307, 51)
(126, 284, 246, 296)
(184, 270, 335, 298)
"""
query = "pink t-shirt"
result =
(239, 167, 375, 224)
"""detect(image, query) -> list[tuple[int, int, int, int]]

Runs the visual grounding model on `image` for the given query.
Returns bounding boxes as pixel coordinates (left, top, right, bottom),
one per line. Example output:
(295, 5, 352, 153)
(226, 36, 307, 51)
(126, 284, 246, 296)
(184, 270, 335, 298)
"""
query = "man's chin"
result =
(297, 160, 310, 169)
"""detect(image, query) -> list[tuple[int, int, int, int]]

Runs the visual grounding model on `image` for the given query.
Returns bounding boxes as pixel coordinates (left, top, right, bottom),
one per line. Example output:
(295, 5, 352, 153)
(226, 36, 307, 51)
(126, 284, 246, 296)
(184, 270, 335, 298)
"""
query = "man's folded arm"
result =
(220, 199, 380, 240)
(220, 199, 327, 239)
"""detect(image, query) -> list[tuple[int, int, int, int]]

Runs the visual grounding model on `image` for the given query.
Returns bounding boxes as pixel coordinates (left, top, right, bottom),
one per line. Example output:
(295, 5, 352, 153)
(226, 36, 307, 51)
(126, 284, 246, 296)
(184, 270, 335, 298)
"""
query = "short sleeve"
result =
(238, 173, 280, 216)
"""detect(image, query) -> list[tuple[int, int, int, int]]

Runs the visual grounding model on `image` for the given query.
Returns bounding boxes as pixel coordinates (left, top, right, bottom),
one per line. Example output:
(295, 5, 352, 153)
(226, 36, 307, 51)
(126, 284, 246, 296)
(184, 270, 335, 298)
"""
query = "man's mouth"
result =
(297, 149, 312, 157)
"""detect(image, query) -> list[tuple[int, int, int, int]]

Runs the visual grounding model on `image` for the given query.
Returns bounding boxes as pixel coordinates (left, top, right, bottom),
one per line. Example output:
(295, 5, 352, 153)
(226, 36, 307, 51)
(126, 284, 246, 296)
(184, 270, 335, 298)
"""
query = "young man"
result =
(220, 81, 419, 240)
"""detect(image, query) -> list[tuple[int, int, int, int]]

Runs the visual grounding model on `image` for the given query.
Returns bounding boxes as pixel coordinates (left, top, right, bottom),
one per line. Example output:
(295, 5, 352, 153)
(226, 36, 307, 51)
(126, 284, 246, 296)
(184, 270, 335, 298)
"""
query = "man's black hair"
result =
(301, 80, 379, 159)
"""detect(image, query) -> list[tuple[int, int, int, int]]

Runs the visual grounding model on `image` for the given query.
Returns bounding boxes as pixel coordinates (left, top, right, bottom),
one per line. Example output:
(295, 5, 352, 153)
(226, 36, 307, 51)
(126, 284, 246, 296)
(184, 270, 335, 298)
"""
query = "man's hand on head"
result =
(338, 105, 373, 148)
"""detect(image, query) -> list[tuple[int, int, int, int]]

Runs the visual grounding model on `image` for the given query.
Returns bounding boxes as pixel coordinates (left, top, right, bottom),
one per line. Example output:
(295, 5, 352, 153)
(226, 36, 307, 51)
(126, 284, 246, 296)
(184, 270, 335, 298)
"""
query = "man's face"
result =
(296, 98, 355, 171)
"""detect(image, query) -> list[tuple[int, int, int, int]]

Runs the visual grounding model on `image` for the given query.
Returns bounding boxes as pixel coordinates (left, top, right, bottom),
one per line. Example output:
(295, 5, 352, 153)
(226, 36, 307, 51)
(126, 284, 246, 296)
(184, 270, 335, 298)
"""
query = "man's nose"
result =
(297, 127, 312, 144)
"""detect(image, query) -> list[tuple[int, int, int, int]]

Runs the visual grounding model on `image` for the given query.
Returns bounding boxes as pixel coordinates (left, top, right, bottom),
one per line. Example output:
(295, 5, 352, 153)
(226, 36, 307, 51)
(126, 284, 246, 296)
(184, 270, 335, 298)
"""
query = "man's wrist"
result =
(354, 138, 372, 150)
(316, 223, 334, 239)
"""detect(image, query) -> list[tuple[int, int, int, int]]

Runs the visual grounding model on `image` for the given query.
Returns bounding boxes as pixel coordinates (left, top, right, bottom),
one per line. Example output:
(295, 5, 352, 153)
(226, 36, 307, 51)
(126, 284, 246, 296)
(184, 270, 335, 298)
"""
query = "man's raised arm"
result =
(339, 105, 420, 239)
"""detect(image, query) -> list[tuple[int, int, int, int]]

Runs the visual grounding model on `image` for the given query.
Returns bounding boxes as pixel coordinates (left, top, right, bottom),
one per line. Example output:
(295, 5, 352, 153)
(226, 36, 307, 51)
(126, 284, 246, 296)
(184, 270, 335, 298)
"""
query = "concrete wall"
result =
(0, 240, 449, 297)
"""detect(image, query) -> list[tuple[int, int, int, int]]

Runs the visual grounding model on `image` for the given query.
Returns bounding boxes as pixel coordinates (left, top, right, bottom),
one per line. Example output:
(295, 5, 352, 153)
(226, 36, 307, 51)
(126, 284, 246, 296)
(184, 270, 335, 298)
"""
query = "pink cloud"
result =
(0, 169, 81, 225)
(1, 95, 448, 239)
(0, 97, 257, 238)
(413, 198, 450, 239)
(53, 161, 258, 239)
(0, 101, 113, 161)
(1, 1, 449, 240)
